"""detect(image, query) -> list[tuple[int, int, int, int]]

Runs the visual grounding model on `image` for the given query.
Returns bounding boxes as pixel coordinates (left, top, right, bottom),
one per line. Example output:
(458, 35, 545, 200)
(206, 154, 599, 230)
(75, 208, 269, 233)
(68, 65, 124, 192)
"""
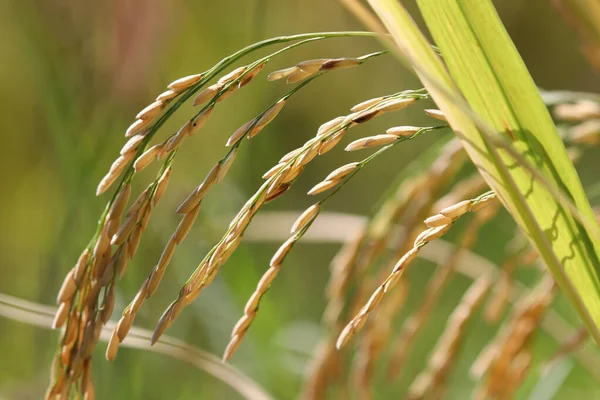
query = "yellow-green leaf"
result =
(368, 0, 600, 344)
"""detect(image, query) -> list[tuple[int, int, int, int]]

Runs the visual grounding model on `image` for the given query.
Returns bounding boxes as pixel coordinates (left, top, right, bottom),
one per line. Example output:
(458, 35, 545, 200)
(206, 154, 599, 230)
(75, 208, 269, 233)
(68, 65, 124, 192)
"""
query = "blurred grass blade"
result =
(527, 358, 573, 400)
(551, 0, 600, 71)
(367, 0, 600, 344)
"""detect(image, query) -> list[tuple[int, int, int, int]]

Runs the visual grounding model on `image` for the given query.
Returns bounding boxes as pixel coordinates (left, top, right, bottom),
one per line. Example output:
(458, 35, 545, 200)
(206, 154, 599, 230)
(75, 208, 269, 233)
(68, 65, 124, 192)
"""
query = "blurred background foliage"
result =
(0, 0, 599, 398)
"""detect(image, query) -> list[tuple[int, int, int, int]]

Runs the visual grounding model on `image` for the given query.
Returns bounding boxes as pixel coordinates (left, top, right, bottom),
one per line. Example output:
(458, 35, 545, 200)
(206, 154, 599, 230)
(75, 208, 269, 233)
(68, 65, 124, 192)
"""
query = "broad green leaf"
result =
(367, 0, 600, 344)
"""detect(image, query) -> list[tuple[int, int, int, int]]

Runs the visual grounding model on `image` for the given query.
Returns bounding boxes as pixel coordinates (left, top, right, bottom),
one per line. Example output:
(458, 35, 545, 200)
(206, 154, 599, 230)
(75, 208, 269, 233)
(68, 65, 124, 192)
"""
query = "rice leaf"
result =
(368, 0, 600, 344)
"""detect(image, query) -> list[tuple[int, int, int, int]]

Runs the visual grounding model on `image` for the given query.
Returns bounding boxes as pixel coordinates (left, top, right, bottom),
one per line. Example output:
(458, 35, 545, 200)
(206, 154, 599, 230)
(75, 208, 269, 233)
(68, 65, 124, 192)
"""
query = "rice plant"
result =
(2, 1, 599, 399)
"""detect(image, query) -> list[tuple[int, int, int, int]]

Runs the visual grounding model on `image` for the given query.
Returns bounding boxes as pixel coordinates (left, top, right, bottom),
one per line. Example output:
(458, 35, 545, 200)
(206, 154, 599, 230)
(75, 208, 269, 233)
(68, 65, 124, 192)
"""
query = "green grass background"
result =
(0, 0, 599, 398)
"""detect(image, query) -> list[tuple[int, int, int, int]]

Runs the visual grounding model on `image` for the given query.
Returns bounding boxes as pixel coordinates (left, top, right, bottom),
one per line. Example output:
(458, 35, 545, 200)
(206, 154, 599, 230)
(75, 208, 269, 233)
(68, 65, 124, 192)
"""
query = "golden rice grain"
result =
(287, 69, 315, 83)
(294, 143, 320, 167)
(156, 89, 178, 102)
(217, 149, 237, 183)
(167, 73, 203, 91)
(218, 67, 247, 85)
(105, 329, 120, 362)
(110, 213, 138, 246)
(386, 126, 421, 136)
(175, 163, 220, 214)
(281, 165, 304, 184)
(318, 129, 346, 155)
(227, 120, 254, 147)
(125, 118, 151, 137)
(265, 183, 290, 203)
(107, 184, 131, 222)
(375, 97, 416, 112)
(52, 301, 70, 329)
(424, 213, 452, 228)
(351, 96, 386, 112)
(321, 58, 361, 70)
(345, 134, 397, 152)
(136, 100, 164, 121)
(267, 66, 299, 81)
(216, 85, 237, 103)
(325, 162, 359, 181)
(164, 120, 192, 153)
(270, 237, 295, 267)
(73, 249, 91, 282)
(262, 163, 285, 180)
(57, 270, 77, 304)
(307, 179, 339, 195)
(115, 248, 128, 278)
(120, 134, 146, 155)
(297, 59, 329, 73)
(240, 62, 266, 87)
(317, 116, 345, 137)
(133, 144, 162, 172)
(126, 188, 149, 217)
(153, 167, 171, 206)
(193, 83, 224, 106)
(440, 200, 471, 218)
(424, 109, 447, 121)
(127, 225, 143, 259)
(189, 107, 213, 136)
(291, 204, 320, 234)
(253, 99, 286, 132)
(223, 334, 243, 361)
(351, 109, 380, 124)
(279, 147, 303, 163)
(96, 152, 135, 196)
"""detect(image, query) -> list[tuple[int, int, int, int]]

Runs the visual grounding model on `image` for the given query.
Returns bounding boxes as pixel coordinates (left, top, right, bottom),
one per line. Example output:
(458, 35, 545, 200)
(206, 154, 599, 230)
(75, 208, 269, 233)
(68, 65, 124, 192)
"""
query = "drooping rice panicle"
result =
(50, 154, 174, 397)
(108, 58, 352, 356)
(151, 89, 431, 347)
(407, 277, 491, 400)
(302, 138, 470, 396)
(108, 47, 388, 358)
(223, 124, 439, 360)
(336, 191, 497, 349)
(267, 51, 388, 84)
(341, 140, 471, 345)
(386, 201, 499, 379)
(472, 274, 556, 400)
(49, 31, 383, 397)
